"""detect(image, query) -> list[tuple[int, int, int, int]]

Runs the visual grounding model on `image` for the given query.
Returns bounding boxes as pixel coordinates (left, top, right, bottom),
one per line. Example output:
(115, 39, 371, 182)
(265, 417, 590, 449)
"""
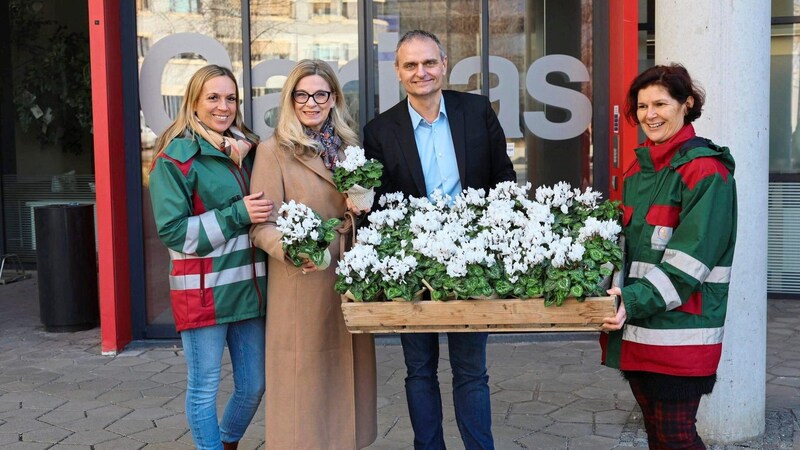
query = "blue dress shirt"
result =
(408, 96, 462, 203)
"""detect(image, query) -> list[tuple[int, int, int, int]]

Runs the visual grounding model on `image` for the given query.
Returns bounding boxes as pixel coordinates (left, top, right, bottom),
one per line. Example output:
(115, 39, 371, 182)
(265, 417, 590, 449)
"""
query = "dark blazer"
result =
(363, 90, 516, 202)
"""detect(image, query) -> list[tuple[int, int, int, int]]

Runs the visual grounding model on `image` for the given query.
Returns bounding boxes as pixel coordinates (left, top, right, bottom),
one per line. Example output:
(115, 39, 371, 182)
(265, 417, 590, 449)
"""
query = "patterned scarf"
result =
(194, 120, 255, 168)
(304, 117, 341, 171)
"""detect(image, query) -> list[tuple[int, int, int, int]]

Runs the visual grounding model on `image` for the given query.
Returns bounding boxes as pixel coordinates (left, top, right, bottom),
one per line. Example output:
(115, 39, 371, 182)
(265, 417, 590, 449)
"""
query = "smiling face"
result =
(395, 37, 447, 101)
(292, 74, 335, 132)
(636, 84, 693, 145)
(195, 75, 237, 134)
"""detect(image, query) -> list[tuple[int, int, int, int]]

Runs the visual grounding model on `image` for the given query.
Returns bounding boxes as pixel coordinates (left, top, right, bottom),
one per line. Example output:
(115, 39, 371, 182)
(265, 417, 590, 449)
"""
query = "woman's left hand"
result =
(601, 287, 627, 331)
(346, 197, 369, 215)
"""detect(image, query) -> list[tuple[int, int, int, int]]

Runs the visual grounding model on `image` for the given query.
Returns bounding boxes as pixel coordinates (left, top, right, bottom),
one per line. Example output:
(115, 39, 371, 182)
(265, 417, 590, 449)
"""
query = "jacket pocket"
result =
(646, 205, 681, 251)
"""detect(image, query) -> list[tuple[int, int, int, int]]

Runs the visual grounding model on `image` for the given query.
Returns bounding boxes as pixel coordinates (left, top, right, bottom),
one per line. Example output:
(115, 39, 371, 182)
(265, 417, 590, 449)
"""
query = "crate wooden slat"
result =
(340, 296, 617, 334)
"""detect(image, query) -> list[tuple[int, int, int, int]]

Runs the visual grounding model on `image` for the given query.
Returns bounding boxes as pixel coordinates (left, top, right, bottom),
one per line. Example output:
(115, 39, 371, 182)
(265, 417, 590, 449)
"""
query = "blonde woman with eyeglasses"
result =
(250, 59, 377, 449)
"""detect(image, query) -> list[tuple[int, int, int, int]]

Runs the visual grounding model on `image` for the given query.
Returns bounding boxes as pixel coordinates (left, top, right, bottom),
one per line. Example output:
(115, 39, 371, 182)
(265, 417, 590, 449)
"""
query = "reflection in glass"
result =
(250, 0, 359, 138)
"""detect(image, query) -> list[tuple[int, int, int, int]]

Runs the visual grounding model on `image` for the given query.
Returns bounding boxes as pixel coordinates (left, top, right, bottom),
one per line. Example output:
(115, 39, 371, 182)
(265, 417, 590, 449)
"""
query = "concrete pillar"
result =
(655, 0, 770, 443)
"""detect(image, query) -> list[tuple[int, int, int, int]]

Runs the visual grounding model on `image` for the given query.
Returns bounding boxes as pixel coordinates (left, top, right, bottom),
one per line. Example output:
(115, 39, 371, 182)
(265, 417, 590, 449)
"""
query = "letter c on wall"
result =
(139, 33, 231, 136)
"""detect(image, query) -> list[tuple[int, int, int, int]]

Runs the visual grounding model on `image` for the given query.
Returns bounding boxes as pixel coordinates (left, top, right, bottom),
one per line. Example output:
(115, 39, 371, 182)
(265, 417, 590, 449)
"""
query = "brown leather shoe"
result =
(222, 442, 238, 450)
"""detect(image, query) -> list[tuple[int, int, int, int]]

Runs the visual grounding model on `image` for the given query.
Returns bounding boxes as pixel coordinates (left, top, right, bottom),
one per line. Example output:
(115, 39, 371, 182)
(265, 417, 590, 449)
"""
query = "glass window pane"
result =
(249, 0, 359, 138)
(371, 0, 481, 117)
(772, 0, 800, 17)
(489, 0, 594, 189)
(770, 23, 800, 174)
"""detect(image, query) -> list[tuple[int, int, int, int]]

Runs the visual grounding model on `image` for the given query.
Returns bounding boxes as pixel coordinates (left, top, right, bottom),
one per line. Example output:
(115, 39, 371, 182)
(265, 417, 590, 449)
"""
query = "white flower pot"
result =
(346, 184, 375, 211)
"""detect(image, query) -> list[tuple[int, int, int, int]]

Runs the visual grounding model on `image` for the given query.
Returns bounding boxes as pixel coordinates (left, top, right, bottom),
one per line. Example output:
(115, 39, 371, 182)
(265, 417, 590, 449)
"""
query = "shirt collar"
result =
(408, 95, 448, 129)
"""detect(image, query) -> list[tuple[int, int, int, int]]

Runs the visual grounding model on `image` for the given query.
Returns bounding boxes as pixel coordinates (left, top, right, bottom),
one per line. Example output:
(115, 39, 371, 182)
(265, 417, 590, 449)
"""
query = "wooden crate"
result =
(340, 296, 618, 334)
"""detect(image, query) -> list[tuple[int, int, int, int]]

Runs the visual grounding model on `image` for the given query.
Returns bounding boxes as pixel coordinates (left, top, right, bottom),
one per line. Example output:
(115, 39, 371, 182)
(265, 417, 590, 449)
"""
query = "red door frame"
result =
(88, 0, 132, 355)
(608, 0, 639, 201)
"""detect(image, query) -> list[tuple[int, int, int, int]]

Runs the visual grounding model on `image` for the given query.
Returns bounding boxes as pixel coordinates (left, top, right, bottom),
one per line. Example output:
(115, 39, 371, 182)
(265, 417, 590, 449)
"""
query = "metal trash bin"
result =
(34, 204, 99, 332)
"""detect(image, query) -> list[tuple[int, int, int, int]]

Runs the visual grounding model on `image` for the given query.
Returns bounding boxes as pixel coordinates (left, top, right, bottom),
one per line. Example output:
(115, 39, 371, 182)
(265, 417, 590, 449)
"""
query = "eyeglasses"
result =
(292, 90, 332, 105)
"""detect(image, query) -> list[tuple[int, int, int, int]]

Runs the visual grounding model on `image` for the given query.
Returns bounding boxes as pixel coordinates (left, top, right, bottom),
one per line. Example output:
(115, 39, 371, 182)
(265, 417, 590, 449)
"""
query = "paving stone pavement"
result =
(0, 273, 798, 449)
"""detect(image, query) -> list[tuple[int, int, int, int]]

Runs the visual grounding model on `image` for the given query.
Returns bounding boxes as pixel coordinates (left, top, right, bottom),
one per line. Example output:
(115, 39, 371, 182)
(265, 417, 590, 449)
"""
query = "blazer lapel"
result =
(393, 102, 427, 197)
(444, 91, 467, 186)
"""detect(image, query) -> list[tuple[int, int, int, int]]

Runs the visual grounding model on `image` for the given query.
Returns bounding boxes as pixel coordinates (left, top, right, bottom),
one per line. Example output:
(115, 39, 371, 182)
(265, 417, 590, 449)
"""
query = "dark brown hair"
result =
(624, 63, 705, 126)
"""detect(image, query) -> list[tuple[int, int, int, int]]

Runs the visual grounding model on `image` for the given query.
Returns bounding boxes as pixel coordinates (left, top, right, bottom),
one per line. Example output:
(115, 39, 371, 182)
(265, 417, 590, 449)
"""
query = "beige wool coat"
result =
(250, 136, 377, 450)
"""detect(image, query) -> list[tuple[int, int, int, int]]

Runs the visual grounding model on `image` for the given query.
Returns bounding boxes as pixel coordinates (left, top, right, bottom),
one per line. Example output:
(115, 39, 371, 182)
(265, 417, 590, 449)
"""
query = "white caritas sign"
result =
(140, 32, 591, 141)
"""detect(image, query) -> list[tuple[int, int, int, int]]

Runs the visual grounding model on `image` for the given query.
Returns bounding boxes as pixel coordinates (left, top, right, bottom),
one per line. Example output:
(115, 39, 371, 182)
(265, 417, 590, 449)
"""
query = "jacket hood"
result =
(671, 137, 736, 175)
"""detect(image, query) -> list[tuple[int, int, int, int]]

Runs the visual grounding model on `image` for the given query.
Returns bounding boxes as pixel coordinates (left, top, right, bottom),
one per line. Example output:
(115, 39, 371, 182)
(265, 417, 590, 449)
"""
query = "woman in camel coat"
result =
(249, 59, 377, 449)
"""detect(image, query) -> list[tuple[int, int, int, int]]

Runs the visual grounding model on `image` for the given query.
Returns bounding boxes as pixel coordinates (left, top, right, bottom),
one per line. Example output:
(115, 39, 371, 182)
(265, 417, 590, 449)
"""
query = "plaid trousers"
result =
(628, 377, 706, 450)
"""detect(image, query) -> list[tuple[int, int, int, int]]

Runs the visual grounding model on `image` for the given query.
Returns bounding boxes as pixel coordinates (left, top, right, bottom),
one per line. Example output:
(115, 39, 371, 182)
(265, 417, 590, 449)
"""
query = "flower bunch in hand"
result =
(276, 200, 340, 270)
(333, 145, 384, 192)
(333, 145, 384, 211)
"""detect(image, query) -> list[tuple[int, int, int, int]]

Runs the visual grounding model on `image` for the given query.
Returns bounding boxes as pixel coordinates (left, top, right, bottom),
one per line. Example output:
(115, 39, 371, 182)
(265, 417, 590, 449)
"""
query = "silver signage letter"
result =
(378, 32, 400, 113)
(139, 33, 231, 135)
(251, 59, 296, 139)
(524, 55, 591, 140)
(450, 56, 523, 139)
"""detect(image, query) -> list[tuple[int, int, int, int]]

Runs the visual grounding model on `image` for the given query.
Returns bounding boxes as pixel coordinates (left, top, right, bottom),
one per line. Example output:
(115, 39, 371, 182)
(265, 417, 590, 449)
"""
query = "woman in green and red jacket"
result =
(148, 65, 272, 450)
(601, 64, 737, 449)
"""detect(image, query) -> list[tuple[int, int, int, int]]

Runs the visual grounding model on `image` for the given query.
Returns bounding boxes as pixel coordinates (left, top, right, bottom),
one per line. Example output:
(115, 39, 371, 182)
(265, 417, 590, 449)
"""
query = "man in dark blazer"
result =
(363, 30, 515, 450)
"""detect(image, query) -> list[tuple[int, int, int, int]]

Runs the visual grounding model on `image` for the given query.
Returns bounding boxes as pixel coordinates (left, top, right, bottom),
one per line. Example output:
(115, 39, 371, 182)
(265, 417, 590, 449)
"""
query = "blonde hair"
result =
(151, 64, 258, 169)
(274, 59, 359, 156)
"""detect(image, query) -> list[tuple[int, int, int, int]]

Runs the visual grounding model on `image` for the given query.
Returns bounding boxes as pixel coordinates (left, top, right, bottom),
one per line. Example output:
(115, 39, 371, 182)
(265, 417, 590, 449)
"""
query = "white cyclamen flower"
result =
(577, 217, 622, 243)
(335, 145, 368, 172)
(336, 244, 380, 280)
(276, 200, 320, 245)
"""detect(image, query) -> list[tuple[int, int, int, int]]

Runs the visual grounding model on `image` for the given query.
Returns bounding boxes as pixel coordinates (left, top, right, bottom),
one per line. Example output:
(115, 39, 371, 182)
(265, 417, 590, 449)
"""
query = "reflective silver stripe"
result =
(199, 211, 226, 249)
(170, 274, 200, 290)
(631, 261, 730, 285)
(169, 234, 252, 260)
(206, 265, 252, 287)
(705, 266, 732, 283)
(623, 324, 724, 346)
(183, 216, 200, 254)
(662, 249, 710, 283)
(643, 266, 682, 311)
(170, 263, 266, 291)
(629, 261, 655, 279)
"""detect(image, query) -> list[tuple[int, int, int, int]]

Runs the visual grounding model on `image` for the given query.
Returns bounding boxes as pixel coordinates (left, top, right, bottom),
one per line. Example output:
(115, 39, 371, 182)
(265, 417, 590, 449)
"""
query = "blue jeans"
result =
(401, 332, 493, 450)
(181, 317, 265, 450)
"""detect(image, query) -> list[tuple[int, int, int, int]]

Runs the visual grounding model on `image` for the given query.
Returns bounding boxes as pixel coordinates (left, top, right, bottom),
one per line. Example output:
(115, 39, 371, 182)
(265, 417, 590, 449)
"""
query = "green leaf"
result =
(495, 280, 513, 296)
(385, 287, 403, 299)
